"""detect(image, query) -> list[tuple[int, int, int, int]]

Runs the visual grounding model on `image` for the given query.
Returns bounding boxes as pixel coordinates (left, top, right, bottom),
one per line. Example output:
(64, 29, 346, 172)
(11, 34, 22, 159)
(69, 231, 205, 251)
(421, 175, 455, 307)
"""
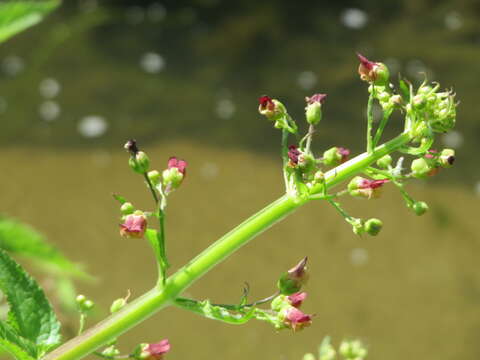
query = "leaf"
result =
(0, 249, 61, 355)
(0, 338, 35, 360)
(0, 0, 60, 44)
(0, 321, 36, 357)
(0, 215, 88, 279)
(398, 77, 411, 102)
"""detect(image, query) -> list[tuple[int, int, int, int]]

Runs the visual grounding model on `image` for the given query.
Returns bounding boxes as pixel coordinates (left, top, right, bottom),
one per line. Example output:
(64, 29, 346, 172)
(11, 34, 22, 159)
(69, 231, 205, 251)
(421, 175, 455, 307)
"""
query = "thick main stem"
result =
(44, 132, 411, 360)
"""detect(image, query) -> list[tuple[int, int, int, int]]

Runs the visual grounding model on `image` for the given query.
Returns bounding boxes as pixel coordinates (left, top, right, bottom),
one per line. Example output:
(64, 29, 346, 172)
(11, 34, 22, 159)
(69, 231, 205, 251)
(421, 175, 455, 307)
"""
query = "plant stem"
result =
(43, 132, 412, 360)
(366, 89, 375, 153)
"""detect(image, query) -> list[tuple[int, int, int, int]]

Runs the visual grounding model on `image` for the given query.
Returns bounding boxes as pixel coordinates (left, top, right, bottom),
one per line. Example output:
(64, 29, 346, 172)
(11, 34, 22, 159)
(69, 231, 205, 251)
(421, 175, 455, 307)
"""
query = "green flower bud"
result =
(314, 170, 325, 183)
(102, 346, 120, 358)
(412, 201, 429, 216)
(83, 300, 94, 311)
(76, 294, 86, 305)
(364, 218, 383, 236)
(439, 149, 455, 168)
(376, 154, 392, 169)
(413, 94, 426, 109)
(147, 170, 161, 185)
(120, 202, 134, 215)
(411, 158, 432, 178)
(128, 151, 150, 174)
(339, 339, 368, 360)
(303, 353, 316, 360)
(110, 298, 127, 313)
(323, 147, 350, 166)
(351, 219, 365, 235)
(305, 94, 327, 125)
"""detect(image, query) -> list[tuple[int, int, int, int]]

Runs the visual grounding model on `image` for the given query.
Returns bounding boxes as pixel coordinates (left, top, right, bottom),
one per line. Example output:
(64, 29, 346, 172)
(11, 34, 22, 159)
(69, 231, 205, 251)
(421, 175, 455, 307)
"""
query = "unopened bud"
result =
(148, 170, 161, 185)
(305, 94, 327, 125)
(323, 147, 350, 166)
(129, 151, 150, 174)
(411, 158, 433, 178)
(277, 257, 309, 295)
(412, 201, 429, 216)
(102, 346, 120, 358)
(120, 202, 134, 215)
(376, 154, 392, 169)
(364, 218, 383, 236)
(110, 298, 127, 313)
(339, 339, 368, 360)
(76, 294, 94, 312)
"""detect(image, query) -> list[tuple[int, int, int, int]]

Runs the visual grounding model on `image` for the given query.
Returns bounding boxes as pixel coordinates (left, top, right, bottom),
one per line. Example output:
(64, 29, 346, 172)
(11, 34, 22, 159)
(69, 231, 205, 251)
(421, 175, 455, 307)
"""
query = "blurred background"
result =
(1, 0, 480, 359)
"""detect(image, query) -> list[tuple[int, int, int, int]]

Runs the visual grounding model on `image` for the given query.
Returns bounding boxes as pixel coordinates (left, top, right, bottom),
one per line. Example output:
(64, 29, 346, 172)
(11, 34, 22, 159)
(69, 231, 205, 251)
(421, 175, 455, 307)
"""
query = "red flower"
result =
(282, 307, 312, 331)
(287, 292, 307, 308)
(141, 339, 171, 360)
(287, 145, 301, 166)
(338, 147, 350, 163)
(306, 94, 327, 105)
(120, 214, 147, 239)
(167, 157, 187, 176)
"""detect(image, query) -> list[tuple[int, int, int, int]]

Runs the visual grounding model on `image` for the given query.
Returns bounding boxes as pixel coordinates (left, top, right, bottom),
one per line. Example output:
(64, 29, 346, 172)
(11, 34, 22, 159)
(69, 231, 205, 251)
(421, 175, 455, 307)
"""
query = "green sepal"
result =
(0, 249, 61, 356)
(112, 194, 128, 205)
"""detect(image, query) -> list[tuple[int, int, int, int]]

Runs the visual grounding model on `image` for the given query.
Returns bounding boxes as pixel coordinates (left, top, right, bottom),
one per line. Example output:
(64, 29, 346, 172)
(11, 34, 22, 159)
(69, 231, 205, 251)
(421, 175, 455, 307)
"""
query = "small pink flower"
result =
(167, 157, 187, 177)
(306, 94, 327, 105)
(287, 145, 301, 166)
(358, 178, 389, 190)
(141, 339, 171, 360)
(357, 53, 378, 82)
(338, 147, 350, 163)
(349, 177, 389, 199)
(283, 307, 312, 331)
(120, 214, 147, 239)
(287, 292, 307, 308)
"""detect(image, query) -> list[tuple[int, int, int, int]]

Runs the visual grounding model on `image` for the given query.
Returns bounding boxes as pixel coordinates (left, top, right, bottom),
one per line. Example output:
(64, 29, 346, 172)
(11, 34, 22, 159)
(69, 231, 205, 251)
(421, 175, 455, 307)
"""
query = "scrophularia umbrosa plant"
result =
(0, 53, 458, 360)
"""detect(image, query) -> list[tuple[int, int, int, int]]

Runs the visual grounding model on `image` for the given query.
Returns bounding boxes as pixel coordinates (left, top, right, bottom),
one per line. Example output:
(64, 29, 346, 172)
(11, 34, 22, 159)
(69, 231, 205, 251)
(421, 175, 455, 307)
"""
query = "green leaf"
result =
(0, 215, 88, 279)
(0, 321, 36, 357)
(398, 77, 411, 102)
(0, 0, 60, 44)
(0, 338, 35, 360)
(0, 249, 61, 355)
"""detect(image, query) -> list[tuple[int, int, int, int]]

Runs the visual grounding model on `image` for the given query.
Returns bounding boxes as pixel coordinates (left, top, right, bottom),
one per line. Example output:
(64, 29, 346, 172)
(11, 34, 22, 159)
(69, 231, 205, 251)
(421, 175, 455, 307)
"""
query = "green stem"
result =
(366, 89, 375, 153)
(372, 109, 392, 148)
(43, 132, 412, 360)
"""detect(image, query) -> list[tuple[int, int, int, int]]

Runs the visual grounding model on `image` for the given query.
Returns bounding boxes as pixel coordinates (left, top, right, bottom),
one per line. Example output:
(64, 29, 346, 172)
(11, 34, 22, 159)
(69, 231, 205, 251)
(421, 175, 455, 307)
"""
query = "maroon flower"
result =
(167, 157, 187, 176)
(357, 53, 378, 82)
(287, 292, 307, 308)
(338, 147, 350, 163)
(282, 307, 312, 331)
(288, 257, 308, 280)
(306, 94, 327, 105)
(141, 339, 171, 360)
(120, 214, 147, 239)
(348, 176, 389, 199)
(258, 95, 277, 118)
(358, 178, 389, 189)
(287, 145, 301, 166)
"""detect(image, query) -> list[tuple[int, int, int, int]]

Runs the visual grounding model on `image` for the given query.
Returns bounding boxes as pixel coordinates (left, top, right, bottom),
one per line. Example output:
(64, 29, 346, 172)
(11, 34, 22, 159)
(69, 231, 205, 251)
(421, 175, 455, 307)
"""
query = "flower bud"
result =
(136, 339, 171, 360)
(376, 154, 392, 169)
(357, 53, 390, 86)
(124, 139, 139, 154)
(364, 218, 383, 236)
(76, 294, 94, 312)
(412, 201, 429, 216)
(148, 170, 161, 185)
(287, 292, 308, 308)
(129, 151, 150, 174)
(102, 346, 120, 358)
(411, 158, 433, 178)
(439, 149, 455, 168)
(323, 147, 350, 166)
(110, 298, 127, 313)
(120, 202, 134, 215)
(339, 339, 368, 360)
(120, 213, 147, 239)
(287, 145, 301, 167)
(277, 257, 309, 295)
(279, 307, 312, 332)
(162, 157, 187, 192)
(305, 94, 327, 125)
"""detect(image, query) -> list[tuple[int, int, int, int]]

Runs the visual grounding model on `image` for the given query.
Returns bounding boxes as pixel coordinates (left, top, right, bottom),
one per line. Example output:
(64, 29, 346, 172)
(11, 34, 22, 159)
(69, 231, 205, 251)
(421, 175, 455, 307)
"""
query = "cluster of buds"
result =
(125, 139, 151, 174)
(157, 157, 188, 194)
(348, 177, 389, 199)
(134, 339, 171, 360)
(259, 96, 297, 133)
(76, 294, 94, 312)
(410, 148, 455, 178)
(271, 292, 312, 331)
(410, 82, 457, 134)
(339, 339, 368, 360)
(349, 217, 383, 236)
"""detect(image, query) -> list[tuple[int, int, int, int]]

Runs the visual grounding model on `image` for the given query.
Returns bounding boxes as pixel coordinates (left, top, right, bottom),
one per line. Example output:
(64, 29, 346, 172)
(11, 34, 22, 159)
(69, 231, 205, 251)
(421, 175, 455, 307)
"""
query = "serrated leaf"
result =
(0, 215, 88, 279)
(0, 338, 35, 360)
(0, 321, 36, 358)
(0, 0, 60, 44)
(0, 249, 61, 355)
